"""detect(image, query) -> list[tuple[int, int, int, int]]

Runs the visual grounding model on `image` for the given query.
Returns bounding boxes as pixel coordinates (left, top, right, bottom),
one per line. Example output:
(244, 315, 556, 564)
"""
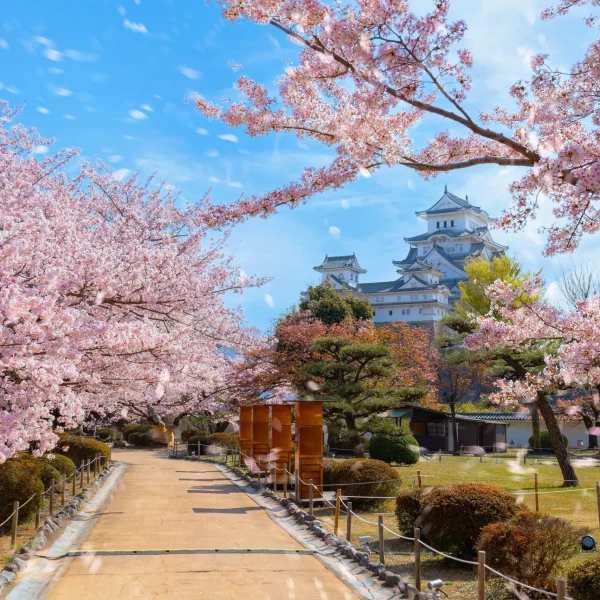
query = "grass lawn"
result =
(312, 451, 600, 599)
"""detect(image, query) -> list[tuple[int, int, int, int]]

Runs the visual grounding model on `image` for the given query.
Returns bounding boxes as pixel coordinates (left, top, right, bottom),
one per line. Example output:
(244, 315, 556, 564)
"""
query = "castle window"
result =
(451, 220, 455, 226)
(339, 273, 344, 279)
(389, 310, 393, 316)
(422, 294, 427, 300)
(444, 220, 447, 227)
(419, 309, 423, 314)
(396, 295, 402, 302)
(406, 309, 410, 315)
(401, 309, 406, 315)
(436, 221, 440, 228)
(376, 296, 384, 303)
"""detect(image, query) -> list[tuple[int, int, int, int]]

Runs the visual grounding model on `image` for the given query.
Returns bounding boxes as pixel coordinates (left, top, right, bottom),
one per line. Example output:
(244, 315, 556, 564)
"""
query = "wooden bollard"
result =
(61, 474, 66, 506)
(535, 473, 540, 513)
(197, 440, 201, 457)
(346, 501, 352, 542)
(596, 482, 600, 528)
(49, 479, 55, 517)
(414, 527, 421, 591)
(478, 551, 486, 600)
(417, 470, 422, 490)
(10, 501, 19, 550)
(257, 459, 261, 483)
(35, 507, 41, 529)
(557, 578, 566, 600)
(295, 471, 299, 502)
(80, 463, 84, 488)
(378, 515, 385, 564)
(283, 463, 288, 499)
(334, 489, 341, 536)
(86, 460, 90, 484)
(309, 479, 314, 516)
(272, 464, 277, 492)
(438, 449, 442, 462)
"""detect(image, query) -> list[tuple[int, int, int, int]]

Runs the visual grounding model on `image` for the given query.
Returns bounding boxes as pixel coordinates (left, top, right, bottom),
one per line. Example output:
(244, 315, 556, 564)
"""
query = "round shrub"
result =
(206, 433, 239, 451)
(395, 489, 424, 534)
(0, 457, 44, 524)
(568, 554, 600, 600)
(181, 429, 202, 442)
(121, 423, 152, 439)
(322, 458, 401, 508)
(127, 431, 151, 446)
(369, 434, 420, 465)
(96, 428, 123, 441)
(55, 435, 111, 467)
(39, 454, 76, 477)
(187, 434, 208, 454)
(528, 430, 568, 451)
(478, 511, 583, 591)
(37, 460, 62, 489)
(418, 483, 518, 558)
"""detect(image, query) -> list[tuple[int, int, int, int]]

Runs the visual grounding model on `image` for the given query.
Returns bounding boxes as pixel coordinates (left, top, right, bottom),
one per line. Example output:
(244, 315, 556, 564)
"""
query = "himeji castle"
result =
(312, 188, 507, 328)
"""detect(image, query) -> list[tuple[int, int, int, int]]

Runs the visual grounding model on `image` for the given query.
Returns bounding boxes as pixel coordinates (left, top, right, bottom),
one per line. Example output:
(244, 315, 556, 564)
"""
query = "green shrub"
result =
(369, 434, 420, 465)
(568, 554, 600, 600)
(121, 423, 152, 439)
(418, 484, 518, 558)
(206, 433, 239, 451)
(478, 512, 583, 591)
(395, 489, 424, 533)
(37, 459, 62, 489)
(187, 434, 208, 454)
(96, 428, 123, 441)
(528, 430, 568, 450)
(181, 429, 202, 442)
(321, 458, 401, 509)
(40, 454, 76, 477)
(127, 431, 151, 446)
(0, 457, 44, 524)
(328, 435, 368, 456)
(56, 435, 111, 467)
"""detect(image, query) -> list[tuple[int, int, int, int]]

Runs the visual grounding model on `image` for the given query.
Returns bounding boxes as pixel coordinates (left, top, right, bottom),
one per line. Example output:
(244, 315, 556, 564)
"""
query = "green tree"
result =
(299, 284, 372, 325)
(302, 336, 426, 436)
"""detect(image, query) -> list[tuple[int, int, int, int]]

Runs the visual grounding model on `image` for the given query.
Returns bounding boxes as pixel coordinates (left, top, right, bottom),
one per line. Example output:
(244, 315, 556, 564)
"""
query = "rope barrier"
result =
(381, 524, 414, 542)
(484, 565, 567, 599)
(0, 509, 17, 528)
(19, 493, 39, 510)
(417, 540, 479, 566)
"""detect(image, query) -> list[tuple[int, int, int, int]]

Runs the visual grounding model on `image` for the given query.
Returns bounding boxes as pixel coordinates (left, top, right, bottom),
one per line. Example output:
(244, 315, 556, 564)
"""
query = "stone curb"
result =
(0, 462, 117, 596)
(176, 455, 437, 600)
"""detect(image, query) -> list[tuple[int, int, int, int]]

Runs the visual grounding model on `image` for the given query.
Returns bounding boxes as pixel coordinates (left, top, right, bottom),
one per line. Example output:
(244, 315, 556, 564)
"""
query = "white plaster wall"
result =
(506, 421, 591, 449)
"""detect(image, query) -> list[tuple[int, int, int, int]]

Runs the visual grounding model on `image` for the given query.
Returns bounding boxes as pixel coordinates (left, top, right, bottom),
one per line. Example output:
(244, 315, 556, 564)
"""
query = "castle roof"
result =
(416, 188, 485, 218)
(314, 253, 366, 273)
(359, 275, 449, 294)
(400, 259, 445, 276)
(404, 226, 489, 243)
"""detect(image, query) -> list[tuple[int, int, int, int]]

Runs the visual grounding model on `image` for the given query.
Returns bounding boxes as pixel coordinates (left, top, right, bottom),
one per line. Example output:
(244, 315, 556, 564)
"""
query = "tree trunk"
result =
(536, 392, 579, 487)
(581, 413, 598, 449)
(530, 403, 541, 451)
(449, 402, 459, 453)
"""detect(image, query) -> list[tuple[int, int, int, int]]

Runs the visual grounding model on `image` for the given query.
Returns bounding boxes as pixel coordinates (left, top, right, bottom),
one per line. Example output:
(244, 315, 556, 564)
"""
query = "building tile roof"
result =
(404, 226, 489, 243)
(314, 253, 366, 273)
(358, 279, 406, 293)
(392, 247, 418, 268)
(460, 412, 531, 421)
(416, 190, 483, 216)
(400, 259, 445, 275)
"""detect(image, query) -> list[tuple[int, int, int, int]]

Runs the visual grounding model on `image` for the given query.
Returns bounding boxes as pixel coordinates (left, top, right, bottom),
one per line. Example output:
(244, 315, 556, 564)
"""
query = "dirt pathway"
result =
(18, 450, 359, 599)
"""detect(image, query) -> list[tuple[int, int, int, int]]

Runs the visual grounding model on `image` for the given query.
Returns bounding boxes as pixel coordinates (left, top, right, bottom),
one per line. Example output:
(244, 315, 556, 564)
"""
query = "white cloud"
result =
(328, 225, 341, 238)
(206, 150, 219, 158)
(63, 114, 76, 120)
(538, 33, 546, 45)
(154, 94, 163, 100)
(48, 67, 64, 74)
(178, 66, 201, 80)
(35, 36, 53, 47)
(36, 106, 50, 115)
(64, 50, 97, 62)
(196, 127, 208, 135)
(44, 48, 62, 61)
(34, 145, 49, 155)
(124, 19, 148, 34)
(0, 39, 9, 50)
(358, 166, 371, 178)
(341, 199, 350, 209)
(54, 87, 72, 97)
(114, 168, 132, 181)
(209, 176, 221, 183)
(407, 179, 416, 191)
(5, 85, 18, 94)
(128, 109, 147, 120)
(134, 0, 141, 4)
(84, 105, 95, 112)
(122, 134, 134, 140)
(141, 104, 153, 112)
(228, 181, 243, 189)
(117, 5, 126, 16)
(264, 293, 275, 308)
(219, 133, 239, 143)
(109, 155, 124, 164)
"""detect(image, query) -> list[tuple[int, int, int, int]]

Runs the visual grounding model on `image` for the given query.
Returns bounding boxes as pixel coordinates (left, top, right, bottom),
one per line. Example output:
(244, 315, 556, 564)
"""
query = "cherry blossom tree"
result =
(196, 0, 600, 255)
(0, 104, 263, 462)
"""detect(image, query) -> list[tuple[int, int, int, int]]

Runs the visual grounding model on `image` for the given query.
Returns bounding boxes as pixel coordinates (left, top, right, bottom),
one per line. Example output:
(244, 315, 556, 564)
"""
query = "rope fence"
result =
(0, 453, 110, 551)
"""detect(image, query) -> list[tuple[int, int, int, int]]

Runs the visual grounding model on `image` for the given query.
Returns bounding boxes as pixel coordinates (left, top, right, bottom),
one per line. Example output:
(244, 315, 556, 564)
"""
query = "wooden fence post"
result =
(49, 479, 55, 517)
(197, 440, 201, 457)
(283, 463, 288, 499)
(478, 551, 486, 600)
(596, 482, 600, 528)
(10, 501, 19, 550)
(309, 479, 314, 516)
(257, 459, 262, 484)
(557, 578, 566, 600)
(378, 515, 385, 565)
(535, 472, 540, 513)
(334, 489, 341, 536)
(417, 470, 422, 490)
(346, 501, 352, 542)
(35, 507, 41, 529)
(295, 471, 300, 502)
(438, 449, 442, 462)
(61, 474, 66, 506)
(80, 463, 84, 488)
(414, 527, 421, 591)
(272, 464, 277, 492)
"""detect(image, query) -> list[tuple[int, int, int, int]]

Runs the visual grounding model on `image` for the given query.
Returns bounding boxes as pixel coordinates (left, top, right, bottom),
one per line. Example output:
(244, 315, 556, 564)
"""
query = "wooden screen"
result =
(270, 405, 292, 484)
(251, 404, 270, 461)
(239, 406, 252, 459)
(294, 401, 323, 501)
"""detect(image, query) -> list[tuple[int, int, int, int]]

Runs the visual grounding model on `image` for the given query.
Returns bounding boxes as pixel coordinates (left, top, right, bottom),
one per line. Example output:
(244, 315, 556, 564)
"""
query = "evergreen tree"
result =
(299, 284, 372, 325)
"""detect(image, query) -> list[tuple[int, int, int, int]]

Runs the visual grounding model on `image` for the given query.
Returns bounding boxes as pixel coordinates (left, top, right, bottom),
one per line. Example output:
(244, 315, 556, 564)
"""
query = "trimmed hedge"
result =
(0, 457, 44, 525)
(128, 431, 151, 446)
(206, 433, 239, 451)
(405, 483, 518, 558)
(37, 460, 62, 489)
(56, 435, 111, 467)
(322, 458, 401, 508)
(122, 423, 152, 439)
(181, 429, 202, 442)
(369, 434, 420, 465)
(395, 489, 424, 534)
(568, 554, 600, 600)
(40, 453, 76, 477)
(96, 428, 123, 441)
(187, 434, 208, 454)
(478, 511, 583, 591)
(528, 430, 568, 450)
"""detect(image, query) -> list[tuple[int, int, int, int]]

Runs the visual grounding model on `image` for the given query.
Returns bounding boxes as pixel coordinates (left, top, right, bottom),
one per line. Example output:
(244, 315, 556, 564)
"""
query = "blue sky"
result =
(1, 1, 597, 332)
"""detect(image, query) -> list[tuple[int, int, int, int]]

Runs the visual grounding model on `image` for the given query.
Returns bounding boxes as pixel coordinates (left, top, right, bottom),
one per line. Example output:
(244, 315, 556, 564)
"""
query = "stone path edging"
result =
(1, 461, 125, 599)
(178, 456, 437, 600)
